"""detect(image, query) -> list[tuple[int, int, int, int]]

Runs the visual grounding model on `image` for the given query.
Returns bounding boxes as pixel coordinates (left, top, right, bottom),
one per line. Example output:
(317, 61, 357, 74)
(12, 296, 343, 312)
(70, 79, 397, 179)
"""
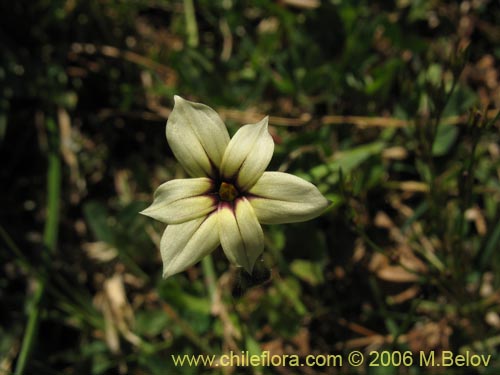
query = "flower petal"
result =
(220, 117, 274, 192)
(140, 178, 216, 224)
(160, 214, 220, 278)
(166, 96, 230, 178)
(218, 198, 264, 273)
(248, 172, 329, 224)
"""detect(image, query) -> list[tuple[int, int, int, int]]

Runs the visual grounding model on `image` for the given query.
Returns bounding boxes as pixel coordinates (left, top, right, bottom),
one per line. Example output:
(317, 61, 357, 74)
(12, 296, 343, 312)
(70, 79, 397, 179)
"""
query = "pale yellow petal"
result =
(218, 198, 264, 273)
(160, 214, 219, 278)
(249, 172, 329, 224)
(166, 96, 230, 177)
(220, 117, 274, 191)
(140, 178, 216, 224)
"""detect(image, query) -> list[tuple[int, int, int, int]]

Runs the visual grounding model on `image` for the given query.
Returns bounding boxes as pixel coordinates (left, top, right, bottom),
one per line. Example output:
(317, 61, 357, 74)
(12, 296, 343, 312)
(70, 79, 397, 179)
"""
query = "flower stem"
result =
(202, 254, 217, 302)
(183, 0, 199, 48)
(15, 116, 61, 375)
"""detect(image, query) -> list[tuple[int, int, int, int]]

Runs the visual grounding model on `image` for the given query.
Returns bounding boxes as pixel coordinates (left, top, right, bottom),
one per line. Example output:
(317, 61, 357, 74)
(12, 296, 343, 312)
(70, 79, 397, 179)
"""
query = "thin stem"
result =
(183, 0, 199, 48)
(15, 117, 61, 375)
(201, 254, 217, 302)
(0, 225, 32, 272)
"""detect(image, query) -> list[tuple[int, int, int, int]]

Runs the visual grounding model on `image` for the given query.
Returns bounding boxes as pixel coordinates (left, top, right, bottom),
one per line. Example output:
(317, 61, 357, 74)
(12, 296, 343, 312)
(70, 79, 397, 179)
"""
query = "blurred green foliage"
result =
(1, 0, 500, 374)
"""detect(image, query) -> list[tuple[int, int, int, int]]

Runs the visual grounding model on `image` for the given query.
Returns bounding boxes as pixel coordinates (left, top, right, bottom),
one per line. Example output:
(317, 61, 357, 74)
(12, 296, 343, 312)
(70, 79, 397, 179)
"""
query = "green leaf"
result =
(368, 364, 398, 375)
(290, 260, 324, 286)
(135, 310, 170, 337)
(276, 277, 307, 316)
(157, 280, 211, 315)
(83, 202, 114, 244)
(310, 141, 386, 183)
(432, 124, 458, 156)
(245, 335, 262, 370)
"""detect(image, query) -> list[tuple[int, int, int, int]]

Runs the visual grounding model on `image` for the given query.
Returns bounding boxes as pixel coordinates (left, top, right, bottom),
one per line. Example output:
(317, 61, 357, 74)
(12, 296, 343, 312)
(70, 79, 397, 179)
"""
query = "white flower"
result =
(141, 96, 329, 278)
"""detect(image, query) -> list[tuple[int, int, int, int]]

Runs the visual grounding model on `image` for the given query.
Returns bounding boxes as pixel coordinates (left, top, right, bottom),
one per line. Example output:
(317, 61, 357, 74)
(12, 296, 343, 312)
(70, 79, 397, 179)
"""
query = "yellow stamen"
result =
(219, 182, 238, 202)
